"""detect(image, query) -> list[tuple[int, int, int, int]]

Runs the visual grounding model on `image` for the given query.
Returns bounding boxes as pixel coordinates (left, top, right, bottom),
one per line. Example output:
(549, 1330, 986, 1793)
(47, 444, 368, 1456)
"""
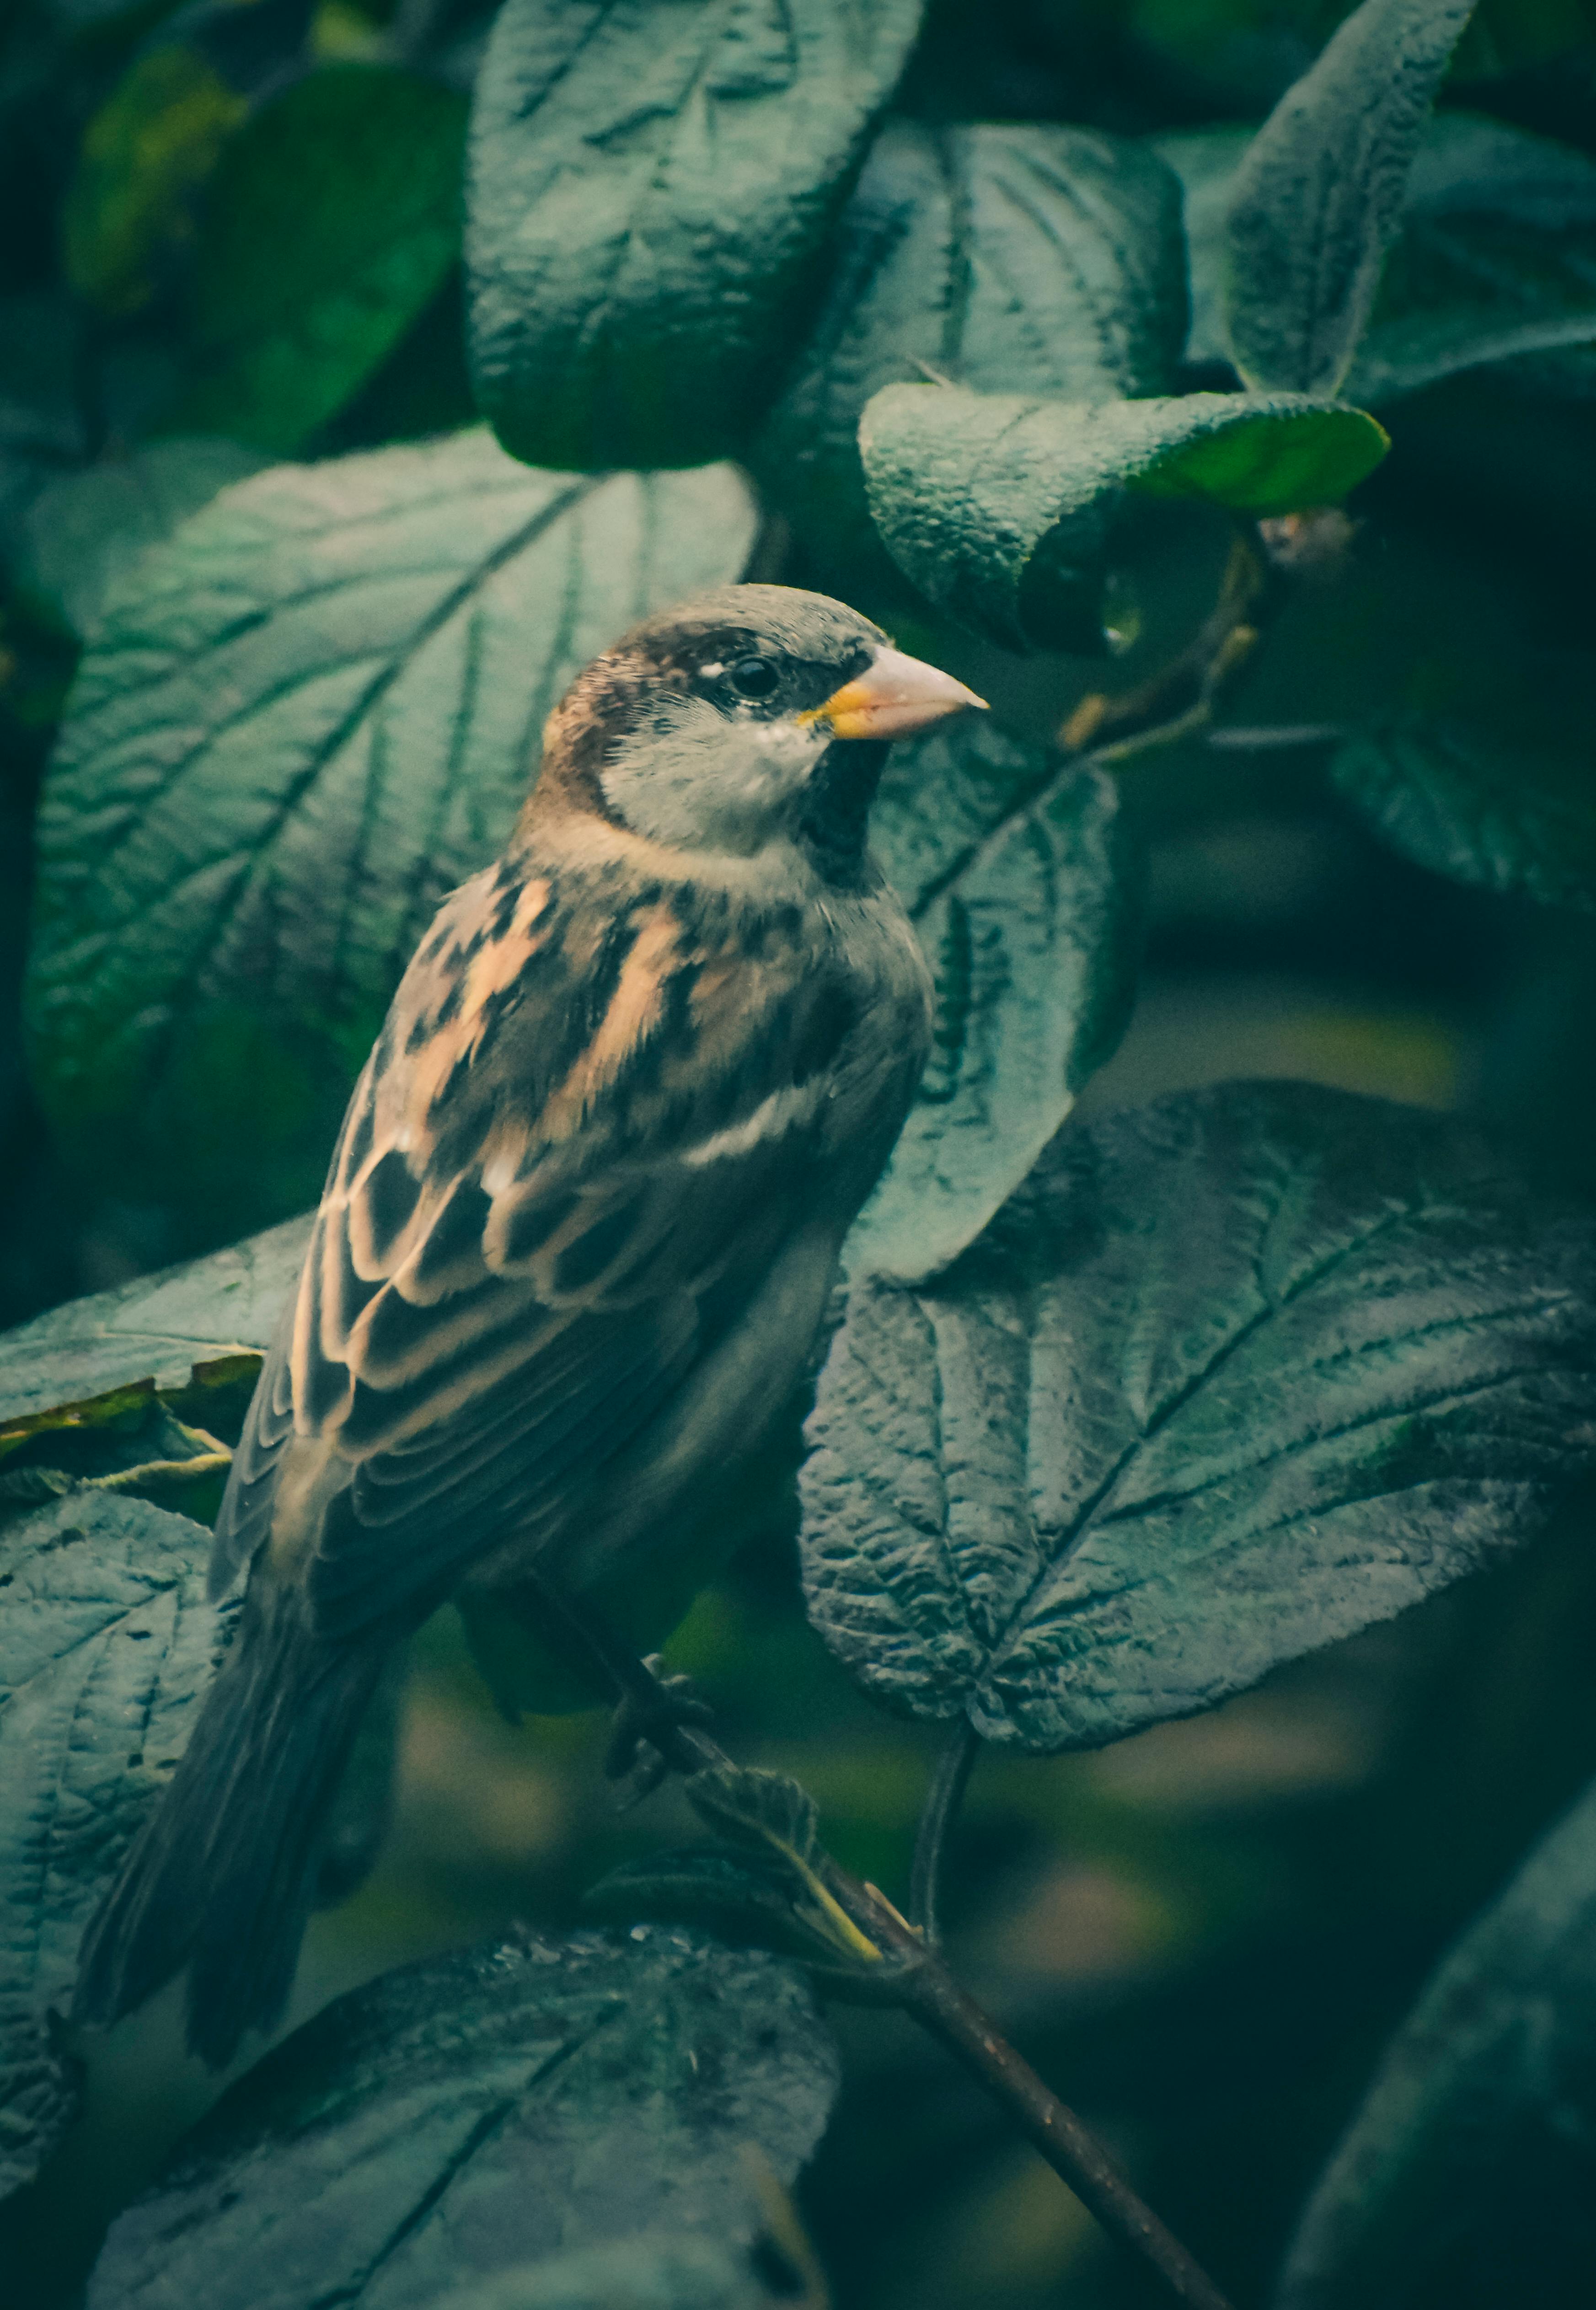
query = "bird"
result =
(72, 582, 985, 2068)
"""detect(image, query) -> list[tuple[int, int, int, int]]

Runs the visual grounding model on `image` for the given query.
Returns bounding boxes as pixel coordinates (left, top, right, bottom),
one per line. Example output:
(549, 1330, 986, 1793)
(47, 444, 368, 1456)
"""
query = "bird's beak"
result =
(801, 645, 987, 742)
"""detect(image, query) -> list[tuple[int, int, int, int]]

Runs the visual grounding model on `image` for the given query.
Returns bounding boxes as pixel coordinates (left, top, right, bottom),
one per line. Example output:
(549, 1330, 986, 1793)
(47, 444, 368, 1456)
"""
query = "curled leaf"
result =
(859, 383, 1387, 652)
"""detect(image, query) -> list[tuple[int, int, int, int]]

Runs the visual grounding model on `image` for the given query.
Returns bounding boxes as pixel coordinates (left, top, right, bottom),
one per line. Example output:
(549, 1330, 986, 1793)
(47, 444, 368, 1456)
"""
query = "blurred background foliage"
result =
(4, 0, 1596, 2305)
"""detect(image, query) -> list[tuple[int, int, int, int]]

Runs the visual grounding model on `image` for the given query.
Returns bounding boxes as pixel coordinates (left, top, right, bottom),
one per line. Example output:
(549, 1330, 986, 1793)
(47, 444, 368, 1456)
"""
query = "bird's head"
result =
(529, 584, 985, 875)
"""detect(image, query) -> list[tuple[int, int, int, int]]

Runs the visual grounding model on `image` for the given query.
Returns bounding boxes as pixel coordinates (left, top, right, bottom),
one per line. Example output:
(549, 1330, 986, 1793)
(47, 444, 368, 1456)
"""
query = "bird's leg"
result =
(601, 1654, 715, 1799)
(521, 1573, 715, 1800)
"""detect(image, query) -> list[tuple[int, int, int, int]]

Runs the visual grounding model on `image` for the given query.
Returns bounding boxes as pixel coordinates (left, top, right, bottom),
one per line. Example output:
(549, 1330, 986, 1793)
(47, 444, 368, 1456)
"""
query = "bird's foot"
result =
(603, 1656, 714, 1803)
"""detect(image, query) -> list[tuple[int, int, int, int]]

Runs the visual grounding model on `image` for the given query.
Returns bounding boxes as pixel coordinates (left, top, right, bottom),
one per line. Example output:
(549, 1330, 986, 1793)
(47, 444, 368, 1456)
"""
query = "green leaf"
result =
(1160, 113, 1596, 403)
(754, 118, 1187, 592)
(849, 715, 1139, 1282)
(584, 1847, 848, 1966)
(801, 1080, 1596, 1752)
(13, 439, 268, 640)
(1277, 1768, 1596, 2310)
(1331, 714, 1596, 914)
(86, 1925, 838, 2310)
(1223, 0, 1475, 394)
(466, 0, 925, 470)
(165, 65, 468, 455)
(439, 2235, 789, 2310)
(63, 44, 248, 317)
(0, 1215, 308, 1432)
(26, 430, 759, 1236)
(0, 1493, 226, 2199)
(1350, 111, 1596, 401)
(859, 383, 1387, 652)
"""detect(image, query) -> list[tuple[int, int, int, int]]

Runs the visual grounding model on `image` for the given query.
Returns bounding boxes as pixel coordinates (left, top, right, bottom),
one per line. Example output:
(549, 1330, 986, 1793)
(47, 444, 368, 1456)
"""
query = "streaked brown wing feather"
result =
(211, 858, 853, 1639)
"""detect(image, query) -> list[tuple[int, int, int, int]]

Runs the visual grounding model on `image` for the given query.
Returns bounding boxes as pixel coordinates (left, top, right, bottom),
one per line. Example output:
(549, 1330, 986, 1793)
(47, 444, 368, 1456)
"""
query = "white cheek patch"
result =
(600, 695, 828, 855)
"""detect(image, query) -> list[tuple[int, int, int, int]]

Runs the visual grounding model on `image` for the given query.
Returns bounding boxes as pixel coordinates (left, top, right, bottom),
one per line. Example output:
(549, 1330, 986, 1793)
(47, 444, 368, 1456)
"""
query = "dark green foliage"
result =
(803, 1082, 1596, 1750)
(754, 118, 1188, 592)
(466, 0, 925, 469)
(1223, 0, 1476, 394)
(1278, 1767, 1596, 2309)
(6, 0, 1596, 2299)
(86, 1924, 838, 2310)
(852, 715, 1140, 1281)
(165, 67, 469, 456)
(1332, 714, 1596, 913)
(860, 383, 1387, 652)
(1165, 111, 1596, 402)
(0, 1494, 225, 2197)
(26, 434, 758, 1234)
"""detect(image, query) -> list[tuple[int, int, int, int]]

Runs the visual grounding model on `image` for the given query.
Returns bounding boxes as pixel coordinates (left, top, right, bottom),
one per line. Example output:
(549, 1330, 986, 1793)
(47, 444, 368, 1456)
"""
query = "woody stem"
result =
(534, 1591, 1238, 2310)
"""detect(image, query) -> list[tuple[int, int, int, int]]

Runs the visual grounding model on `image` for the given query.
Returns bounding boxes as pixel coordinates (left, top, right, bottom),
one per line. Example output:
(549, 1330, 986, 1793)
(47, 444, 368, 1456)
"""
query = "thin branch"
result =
(1205, 722, 1345, 752)
(1060, 526, 1279, 769)
(531, 1591, 1238, 2310)
(908, 1719, 978, 1947)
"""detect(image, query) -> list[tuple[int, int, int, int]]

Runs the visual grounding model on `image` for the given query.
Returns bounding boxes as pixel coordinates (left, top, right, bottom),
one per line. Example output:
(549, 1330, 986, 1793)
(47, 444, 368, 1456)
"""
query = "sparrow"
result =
(73, 583, 984, 2067)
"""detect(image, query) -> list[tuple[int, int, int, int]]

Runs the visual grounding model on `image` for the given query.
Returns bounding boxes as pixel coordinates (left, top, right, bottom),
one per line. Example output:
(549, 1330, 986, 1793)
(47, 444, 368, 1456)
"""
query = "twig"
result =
(1204, 723, 1345, 751)
(533, 1591, 1238, 2310)
(908, 1719, 978, 1947)
(1060, 525, 1278, 767)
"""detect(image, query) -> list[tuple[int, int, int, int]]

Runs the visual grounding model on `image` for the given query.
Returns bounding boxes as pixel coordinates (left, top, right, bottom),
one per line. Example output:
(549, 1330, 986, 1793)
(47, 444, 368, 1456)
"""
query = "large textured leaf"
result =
(466, 0, 924, 470)
(87, 1924, 838, 2310)
(166, 66, 469, 454)
(1223, 0, 1474, 394)
(1332, 714, 1596, 914)
(13, 439, 267, 639)
(1277, 1769, 1596, 2310)
(860, 383, 1387, 652)
(801, 1081, 1596, 1752)
(0, 1217, 308, 1431)
(754, 118, 1186, 592)
(1162, 113, 1596, 403)
(0, 1493, 225, 2200)
(849, 715, 1138, 1281)
(27, 430, 758, 1235)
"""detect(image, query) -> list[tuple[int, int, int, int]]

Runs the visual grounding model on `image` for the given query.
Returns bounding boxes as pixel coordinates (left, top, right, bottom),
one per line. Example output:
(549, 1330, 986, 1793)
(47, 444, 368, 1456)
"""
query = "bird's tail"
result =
(73, 1587, 386, 2069)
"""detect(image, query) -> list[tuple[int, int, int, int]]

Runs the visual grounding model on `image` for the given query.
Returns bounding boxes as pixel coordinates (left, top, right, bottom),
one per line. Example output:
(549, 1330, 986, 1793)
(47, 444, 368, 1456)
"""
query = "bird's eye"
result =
(728, 654, 780, 701)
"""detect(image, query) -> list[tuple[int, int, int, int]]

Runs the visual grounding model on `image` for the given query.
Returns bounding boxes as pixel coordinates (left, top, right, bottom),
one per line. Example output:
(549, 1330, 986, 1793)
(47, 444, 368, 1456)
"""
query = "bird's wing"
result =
(210, 858, 858, 1639)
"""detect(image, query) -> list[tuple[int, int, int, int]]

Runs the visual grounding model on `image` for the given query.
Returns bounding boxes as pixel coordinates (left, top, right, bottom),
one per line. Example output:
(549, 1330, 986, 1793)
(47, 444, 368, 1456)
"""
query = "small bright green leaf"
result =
(1224, 0, 1475, 394)
(849, 715, 1139, 1282)
(466, 0, 924, 470)
(686, 1765, 823, 1869)
(0, 1493, 226, 2198)
(1278, 1769, 1596, 2310)
(166, 65, 468, 454)
(684, 1767, 881, 1967)
(27, 430, 758, 1235)
(1162, 113, 1596, 402)
(859, 383, 1387, 652)
(754, 118, 1186, 590)
(1332, 714, 1596, 914)
(0, 1215, 308, 1432)
(86, 1925, 838, 2310)
(802, 1081, 1596, 1752)
(64, 45, 247, 317)
(14, 439, 267, 639)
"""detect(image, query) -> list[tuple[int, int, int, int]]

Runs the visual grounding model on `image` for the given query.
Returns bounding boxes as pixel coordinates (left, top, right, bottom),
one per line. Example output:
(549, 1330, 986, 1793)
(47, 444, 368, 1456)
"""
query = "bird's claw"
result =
(603, 1656, 713, 1804)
